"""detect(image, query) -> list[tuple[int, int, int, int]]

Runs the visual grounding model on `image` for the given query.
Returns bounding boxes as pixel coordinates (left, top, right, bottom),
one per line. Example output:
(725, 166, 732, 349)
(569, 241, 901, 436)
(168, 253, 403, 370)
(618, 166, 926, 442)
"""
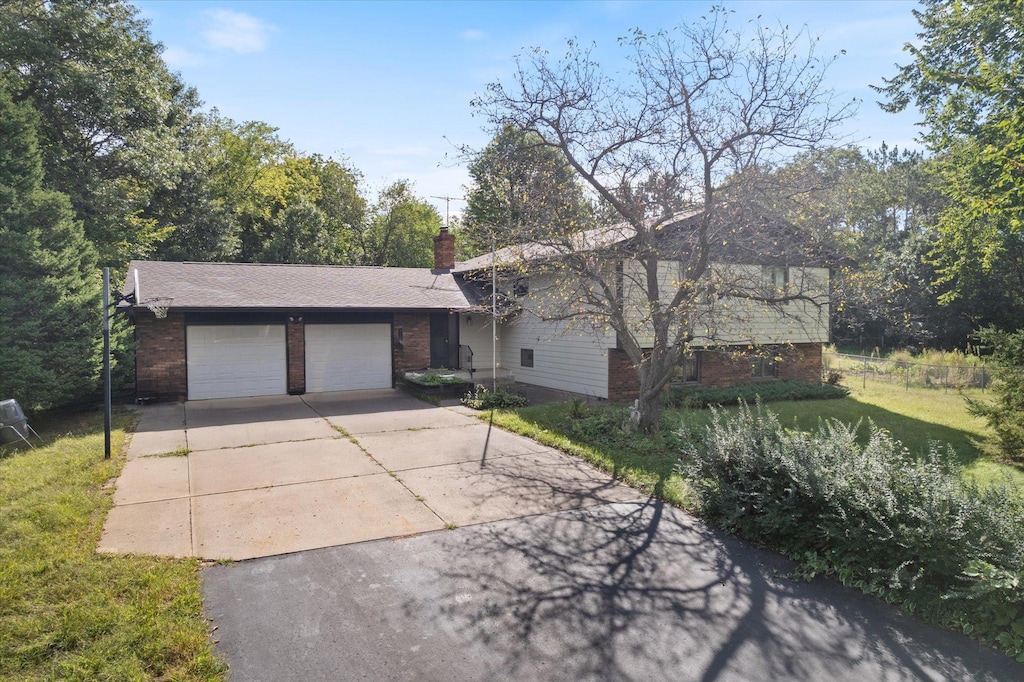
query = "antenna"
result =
(430, 195, 466, 228)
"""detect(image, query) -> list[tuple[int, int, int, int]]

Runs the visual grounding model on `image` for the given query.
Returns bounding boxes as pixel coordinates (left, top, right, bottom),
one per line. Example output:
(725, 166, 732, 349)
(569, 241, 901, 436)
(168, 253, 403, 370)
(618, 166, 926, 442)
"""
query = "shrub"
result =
(967, 327, 1024, 462)
(680, 402, 1024, 660)
(663, 380, 848, 409)
(461, 385, 528, 410)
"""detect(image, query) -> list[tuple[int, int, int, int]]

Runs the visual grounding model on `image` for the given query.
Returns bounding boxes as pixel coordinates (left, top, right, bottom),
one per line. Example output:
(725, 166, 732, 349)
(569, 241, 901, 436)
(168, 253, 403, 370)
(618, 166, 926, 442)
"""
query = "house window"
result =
(521, 348, 534, 368)
(751, 355, 779, 379)
(678, 352, 701, 383)
(513, 277, 529, 298)
(763, 265, 789, 303)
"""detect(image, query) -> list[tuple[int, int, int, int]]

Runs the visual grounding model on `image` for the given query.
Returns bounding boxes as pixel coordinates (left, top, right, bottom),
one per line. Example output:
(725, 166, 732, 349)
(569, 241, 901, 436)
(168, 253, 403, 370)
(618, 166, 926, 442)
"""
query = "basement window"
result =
(679, 353, 701, 383)
(521, 348, 534, 368)
(751, 356, 779, 379)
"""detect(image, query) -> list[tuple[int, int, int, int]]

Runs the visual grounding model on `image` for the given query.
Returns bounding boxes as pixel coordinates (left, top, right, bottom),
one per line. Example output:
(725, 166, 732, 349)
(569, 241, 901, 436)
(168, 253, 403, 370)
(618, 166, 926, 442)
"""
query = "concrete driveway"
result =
(99, 391, 640, 560)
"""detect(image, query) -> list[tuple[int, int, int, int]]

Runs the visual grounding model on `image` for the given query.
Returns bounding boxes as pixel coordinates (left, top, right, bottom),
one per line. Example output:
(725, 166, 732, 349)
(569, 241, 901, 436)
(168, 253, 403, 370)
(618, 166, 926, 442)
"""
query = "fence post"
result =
(863, 356, 867, 389)
(944, 365, 949, 393)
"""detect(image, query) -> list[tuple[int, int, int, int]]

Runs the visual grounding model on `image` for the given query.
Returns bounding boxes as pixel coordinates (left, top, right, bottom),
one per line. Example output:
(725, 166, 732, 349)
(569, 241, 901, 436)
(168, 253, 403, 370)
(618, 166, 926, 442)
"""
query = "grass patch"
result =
(486, 406, 691, 507)
(486, 376, 1022, 509)
(763, 378, 1022, 489)
(0, 409, 225, 681)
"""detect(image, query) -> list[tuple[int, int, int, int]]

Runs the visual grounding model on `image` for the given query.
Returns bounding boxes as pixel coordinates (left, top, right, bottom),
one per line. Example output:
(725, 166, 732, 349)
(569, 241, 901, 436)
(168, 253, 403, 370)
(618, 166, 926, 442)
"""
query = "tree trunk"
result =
(636, 384, 662, 434)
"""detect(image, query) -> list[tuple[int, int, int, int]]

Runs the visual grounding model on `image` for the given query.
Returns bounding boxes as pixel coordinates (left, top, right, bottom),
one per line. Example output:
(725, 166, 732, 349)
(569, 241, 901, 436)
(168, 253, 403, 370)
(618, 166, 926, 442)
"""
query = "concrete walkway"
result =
(99, 391, 640, 560)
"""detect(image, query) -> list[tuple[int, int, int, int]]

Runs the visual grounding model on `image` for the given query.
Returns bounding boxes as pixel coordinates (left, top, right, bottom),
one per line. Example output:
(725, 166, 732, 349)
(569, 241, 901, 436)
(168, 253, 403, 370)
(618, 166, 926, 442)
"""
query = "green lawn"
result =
(772, 379, 1020, 488)
(0, 410, 225, 681)
(488, 376, 1024, 506)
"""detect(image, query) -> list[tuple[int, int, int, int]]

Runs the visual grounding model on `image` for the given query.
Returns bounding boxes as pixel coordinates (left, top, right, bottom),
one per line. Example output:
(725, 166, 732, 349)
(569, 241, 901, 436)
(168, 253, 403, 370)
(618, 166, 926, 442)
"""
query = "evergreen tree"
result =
(0, 88, 101, 410)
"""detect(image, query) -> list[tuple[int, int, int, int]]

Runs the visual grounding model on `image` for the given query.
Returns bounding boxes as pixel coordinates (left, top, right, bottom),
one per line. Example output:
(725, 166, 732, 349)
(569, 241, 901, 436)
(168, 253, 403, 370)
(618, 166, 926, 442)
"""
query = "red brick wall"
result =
(393, 312, 430, 376)
(778, 343, 822, 383)
(287, 314, 305, 394)
(699, 350, 755, 388)
(433, 230, 455, 270)
(607, 348, 641, 401)
(135, 311, 187, 401)
(700, 344, 823, 388)
(606, 343, 824, 399)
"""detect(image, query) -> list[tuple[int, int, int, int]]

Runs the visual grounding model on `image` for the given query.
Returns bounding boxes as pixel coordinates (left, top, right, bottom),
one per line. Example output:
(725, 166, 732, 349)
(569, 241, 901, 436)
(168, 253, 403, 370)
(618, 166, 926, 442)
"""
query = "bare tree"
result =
(471, 9, 853, 432)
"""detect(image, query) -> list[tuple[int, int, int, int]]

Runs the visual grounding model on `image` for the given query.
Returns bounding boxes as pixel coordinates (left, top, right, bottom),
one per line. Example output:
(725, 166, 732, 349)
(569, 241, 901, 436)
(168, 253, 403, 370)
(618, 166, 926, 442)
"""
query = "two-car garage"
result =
(185, 322, 392, 400)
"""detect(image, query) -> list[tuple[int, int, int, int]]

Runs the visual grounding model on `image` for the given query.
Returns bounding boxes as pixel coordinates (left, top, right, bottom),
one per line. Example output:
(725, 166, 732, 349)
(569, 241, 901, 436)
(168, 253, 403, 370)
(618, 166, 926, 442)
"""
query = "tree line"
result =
(0, 0, 443, 410)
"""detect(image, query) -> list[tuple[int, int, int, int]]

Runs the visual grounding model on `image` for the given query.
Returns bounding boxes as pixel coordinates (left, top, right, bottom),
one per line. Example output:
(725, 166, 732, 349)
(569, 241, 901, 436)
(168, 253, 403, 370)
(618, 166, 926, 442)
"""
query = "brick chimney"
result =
(433, 226, 455, 271)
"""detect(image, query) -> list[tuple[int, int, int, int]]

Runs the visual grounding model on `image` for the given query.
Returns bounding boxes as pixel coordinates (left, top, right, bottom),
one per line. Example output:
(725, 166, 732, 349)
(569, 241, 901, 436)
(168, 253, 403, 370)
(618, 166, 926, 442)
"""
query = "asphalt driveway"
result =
(99, 390, 639, 560)
(203, 501, 1022, 681)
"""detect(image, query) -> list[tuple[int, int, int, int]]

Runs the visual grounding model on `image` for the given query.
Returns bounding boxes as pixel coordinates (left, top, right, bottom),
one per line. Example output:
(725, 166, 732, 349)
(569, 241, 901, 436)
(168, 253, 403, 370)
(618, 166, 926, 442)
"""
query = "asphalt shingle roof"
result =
(123, 261, 472, 311)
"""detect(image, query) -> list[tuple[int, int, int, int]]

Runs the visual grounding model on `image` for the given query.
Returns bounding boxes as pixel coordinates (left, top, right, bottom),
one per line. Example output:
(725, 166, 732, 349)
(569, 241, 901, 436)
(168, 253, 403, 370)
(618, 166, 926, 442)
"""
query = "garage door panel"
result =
(305, 324, 392, 392)
(187, 325, 287, 400)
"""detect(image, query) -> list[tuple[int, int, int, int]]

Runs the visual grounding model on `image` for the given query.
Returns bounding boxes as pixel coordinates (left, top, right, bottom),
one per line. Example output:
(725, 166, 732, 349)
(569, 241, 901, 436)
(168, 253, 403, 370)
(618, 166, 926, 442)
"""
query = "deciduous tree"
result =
(360, 181, 441, 268)
(877, 0, 1024, 331)
(463, 124, 592, 256)
(473, 9, 851, 431)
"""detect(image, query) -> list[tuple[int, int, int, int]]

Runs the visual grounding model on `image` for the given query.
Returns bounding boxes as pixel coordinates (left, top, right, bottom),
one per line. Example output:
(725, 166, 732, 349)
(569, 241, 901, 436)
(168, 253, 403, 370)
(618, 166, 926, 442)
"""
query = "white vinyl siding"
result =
(499, 314, 615, 399)
(623, 260, 830, 347)
(459, 313, 498, 375)
(305, 324, 392, 392)
(186, 325, 287, 400)
(696, 265, 830, 345)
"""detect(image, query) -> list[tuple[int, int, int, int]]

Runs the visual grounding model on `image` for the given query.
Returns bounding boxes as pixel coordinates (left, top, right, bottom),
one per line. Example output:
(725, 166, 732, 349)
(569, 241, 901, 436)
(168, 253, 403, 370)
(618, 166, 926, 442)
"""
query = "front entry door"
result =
(429, 312, 459, 368)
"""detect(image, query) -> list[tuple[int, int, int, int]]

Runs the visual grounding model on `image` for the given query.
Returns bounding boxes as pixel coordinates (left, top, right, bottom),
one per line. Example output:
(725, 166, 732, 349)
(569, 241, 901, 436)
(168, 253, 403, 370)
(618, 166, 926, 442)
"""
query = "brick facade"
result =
(135, 310, 187, 401)
(607, 342, 824, 401)
(393, 312, 431, 376)
(607, 348, 641, 401)
(433, 229, 456, 270)
(776, 343, 823, 383)
(698, 343, 824, 388)
(699, 350, 756, 388)
(287, 314, 305, 394)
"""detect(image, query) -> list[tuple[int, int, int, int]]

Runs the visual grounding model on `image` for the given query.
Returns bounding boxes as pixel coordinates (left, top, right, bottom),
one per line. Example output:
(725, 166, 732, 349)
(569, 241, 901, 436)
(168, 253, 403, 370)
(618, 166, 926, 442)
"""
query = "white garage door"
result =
(305, 324, 392, 393)
(186, 325, 287, 400)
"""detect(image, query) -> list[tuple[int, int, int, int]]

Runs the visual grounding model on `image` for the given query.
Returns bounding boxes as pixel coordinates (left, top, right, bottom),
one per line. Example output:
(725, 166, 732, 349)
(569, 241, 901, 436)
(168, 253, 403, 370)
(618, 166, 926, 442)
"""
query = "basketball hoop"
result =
(144, 297, 173, 319)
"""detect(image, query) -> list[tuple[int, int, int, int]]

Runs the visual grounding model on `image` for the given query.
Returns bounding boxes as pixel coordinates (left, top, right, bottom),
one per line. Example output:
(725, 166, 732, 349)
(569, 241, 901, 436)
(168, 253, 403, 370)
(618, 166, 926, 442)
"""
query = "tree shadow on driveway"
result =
(415, 498, 1019, 681)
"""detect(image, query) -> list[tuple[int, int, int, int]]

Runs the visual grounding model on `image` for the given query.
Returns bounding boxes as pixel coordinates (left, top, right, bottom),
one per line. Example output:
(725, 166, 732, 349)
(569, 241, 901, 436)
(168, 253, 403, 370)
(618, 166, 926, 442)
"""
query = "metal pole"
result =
(103, 267, 111, 459)
(492, 234, 497, 393)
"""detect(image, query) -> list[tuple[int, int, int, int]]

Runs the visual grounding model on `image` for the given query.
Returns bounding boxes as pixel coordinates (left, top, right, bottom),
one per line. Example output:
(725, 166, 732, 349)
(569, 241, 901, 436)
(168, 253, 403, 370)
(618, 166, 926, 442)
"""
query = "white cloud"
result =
(161, 45, 205, 69)
(460, 28, 486, 42)
(201, 9, 275, 53)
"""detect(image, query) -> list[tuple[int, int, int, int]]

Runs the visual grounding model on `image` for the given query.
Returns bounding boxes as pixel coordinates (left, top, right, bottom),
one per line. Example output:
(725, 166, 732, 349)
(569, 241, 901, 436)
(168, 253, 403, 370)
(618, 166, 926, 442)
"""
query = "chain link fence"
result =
(823, 352, 990, 391)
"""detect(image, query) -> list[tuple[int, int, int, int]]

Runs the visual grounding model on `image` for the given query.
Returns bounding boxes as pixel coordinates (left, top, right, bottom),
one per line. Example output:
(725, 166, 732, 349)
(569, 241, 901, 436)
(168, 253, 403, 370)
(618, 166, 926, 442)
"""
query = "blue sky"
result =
(136, 1, 925, 218)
